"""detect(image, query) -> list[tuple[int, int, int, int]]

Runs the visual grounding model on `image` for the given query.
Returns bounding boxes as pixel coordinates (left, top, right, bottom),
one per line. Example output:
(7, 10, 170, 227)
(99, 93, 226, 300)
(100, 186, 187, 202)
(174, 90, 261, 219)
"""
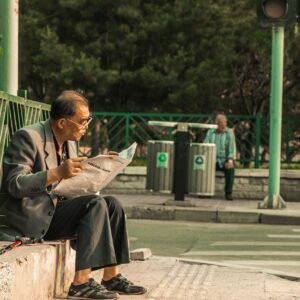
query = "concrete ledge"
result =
(125, 204, 300, 225)
(103, 188, 148, 195)
(0, 243, 56, 300)
(120, 166, 146, 175)
(217, 210, 260, 224)
(164, 200, 195, 207)
(175, 209, 217, 222)
(125, 202, 261, 224)
(104, 167, 300, 201)
(120, 167, 300, 179)
(0, 241, 75, 300)
(128, 206, 218, 223)
(129, 206, 175, 220)
(261, 213, 300, 225)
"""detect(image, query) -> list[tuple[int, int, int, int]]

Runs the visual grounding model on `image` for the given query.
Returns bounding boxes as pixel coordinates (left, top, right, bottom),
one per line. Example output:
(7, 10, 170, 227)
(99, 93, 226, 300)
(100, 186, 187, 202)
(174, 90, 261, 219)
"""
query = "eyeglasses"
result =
(66, 116, 93, 129)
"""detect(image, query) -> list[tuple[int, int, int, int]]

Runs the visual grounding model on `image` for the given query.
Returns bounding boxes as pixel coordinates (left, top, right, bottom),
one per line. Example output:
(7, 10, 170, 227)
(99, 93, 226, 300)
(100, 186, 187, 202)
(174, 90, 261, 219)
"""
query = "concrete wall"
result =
(103, 167, 300, 201)
(0, 241, 75, 300)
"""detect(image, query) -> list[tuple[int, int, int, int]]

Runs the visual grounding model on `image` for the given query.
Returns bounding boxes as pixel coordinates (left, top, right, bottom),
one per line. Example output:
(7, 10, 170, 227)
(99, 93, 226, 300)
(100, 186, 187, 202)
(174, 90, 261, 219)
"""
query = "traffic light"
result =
(257, 0, 299, 27)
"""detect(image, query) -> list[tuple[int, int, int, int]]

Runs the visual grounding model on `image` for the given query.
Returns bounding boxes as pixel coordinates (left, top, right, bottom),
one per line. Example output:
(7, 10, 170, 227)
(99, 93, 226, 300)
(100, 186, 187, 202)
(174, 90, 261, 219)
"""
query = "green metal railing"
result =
(79, 112, 300, 167)
(0, 91, 50, 222)
(0, 91, 50, 165)
(0, 91, 299, 167)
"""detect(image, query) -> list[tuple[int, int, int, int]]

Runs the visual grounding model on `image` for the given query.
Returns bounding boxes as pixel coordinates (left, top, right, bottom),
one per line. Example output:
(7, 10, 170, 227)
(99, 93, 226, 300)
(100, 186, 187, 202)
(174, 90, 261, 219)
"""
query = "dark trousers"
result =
(216, 163, 235, 194)
(44, 195, 130, 271)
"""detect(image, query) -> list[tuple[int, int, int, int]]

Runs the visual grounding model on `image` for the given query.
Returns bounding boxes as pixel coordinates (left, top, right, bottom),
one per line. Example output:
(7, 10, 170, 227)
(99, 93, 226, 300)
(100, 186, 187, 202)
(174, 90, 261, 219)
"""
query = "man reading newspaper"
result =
(2, 90, 146, 299)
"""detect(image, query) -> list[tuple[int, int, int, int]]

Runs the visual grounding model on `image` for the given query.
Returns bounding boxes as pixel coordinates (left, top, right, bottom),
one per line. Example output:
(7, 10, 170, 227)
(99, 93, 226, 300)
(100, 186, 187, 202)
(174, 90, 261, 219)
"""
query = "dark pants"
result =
(44, 195, 130, 271)
(216, 163, 235, 194)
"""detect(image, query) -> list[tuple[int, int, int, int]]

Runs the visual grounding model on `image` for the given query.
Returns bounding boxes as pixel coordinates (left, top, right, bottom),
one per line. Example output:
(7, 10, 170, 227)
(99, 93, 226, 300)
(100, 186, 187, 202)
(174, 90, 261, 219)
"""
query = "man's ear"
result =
(57, 118, 66, 129)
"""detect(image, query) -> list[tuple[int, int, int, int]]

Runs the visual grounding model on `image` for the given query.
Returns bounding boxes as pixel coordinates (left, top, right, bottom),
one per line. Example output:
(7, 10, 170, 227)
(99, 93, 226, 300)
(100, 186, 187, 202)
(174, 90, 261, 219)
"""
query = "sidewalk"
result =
(2, 193, 300, 300)
(82, 193, 300, 299)
(111, 193, 300, 225)
(103, 193, 300, 299)
(88, 256, 300, 300)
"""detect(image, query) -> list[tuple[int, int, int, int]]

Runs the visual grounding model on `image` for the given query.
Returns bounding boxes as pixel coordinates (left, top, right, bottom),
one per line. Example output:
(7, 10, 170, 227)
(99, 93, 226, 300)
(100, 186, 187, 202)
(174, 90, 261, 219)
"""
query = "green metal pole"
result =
(284, 117, 290, 163)
(259, 26, 286, 209)
(254, 113, 261, 168)
(0, 0, 19, 95)
(125, 115, 129, 147)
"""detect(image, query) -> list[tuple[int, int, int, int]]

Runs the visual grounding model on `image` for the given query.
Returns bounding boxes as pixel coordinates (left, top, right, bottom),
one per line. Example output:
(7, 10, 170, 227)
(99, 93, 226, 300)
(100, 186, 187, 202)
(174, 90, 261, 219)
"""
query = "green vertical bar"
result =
(125, 114, 129, 147)
(0, 0, 19, 95)
(168, 115, 173, 140)
(285, 117, 290, 163)
(255, 113, 261, 168)
(268, 26, 284, 208)
(17, 89, 27, 98)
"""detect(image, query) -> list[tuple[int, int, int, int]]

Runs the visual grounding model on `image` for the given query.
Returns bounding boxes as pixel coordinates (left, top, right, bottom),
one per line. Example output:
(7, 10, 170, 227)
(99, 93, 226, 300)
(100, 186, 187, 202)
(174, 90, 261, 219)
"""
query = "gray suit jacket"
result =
(3, 119, 77, 238)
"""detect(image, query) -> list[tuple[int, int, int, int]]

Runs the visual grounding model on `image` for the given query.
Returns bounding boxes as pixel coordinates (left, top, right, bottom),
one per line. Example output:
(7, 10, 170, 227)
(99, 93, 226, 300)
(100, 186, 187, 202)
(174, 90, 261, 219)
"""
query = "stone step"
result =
(0, 241, 75, 300)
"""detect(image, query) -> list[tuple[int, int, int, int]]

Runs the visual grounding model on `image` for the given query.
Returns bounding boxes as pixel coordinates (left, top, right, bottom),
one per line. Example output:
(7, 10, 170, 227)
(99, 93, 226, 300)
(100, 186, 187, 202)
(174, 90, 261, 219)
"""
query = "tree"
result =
(19, 0, 300, 115)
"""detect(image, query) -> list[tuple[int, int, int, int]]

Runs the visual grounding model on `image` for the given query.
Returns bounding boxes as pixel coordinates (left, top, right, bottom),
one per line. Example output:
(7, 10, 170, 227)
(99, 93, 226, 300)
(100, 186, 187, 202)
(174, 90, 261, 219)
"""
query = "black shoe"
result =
(225, 193, 233, 201)
(68, 278, 119, 299)
(102, 274, 147, 295)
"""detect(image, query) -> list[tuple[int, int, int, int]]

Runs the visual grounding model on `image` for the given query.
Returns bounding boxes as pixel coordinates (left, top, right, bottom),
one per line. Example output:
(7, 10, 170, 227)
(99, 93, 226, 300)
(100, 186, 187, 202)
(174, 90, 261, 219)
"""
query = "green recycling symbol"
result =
(193, 154, 205, 170)
(156, 152, 168, 168)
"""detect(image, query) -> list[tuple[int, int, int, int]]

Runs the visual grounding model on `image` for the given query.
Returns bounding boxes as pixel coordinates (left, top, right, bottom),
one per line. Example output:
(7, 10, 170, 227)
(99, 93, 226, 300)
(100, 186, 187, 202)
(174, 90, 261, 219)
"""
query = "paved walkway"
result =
(42, 193, 300, 299)
(3, 193, 300, 299)
(90, 256, 300, 300)
(71, 193, 300, 300)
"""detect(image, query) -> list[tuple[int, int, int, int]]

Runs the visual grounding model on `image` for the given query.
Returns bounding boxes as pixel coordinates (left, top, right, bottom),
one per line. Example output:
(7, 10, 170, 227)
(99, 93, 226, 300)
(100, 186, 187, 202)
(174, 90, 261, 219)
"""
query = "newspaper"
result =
(53, 142, 137, 198)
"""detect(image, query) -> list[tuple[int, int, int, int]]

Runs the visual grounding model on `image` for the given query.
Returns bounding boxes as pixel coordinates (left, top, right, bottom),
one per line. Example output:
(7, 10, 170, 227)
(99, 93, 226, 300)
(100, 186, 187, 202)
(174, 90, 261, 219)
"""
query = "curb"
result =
(124, 206, 300, 225)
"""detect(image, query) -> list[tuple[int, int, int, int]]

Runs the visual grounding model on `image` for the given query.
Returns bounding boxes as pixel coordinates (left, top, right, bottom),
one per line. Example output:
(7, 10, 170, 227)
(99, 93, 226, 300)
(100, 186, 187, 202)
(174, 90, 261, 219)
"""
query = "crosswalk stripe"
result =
(267, 234, 300, 238)
(212, 241, 300, 246)
(223, 260, 300, 266)
(182, 251, 300, 256)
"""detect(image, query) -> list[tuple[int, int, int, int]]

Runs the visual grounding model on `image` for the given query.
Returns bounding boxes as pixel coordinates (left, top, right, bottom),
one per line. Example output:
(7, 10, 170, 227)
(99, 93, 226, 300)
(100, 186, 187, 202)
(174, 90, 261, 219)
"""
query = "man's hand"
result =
(57, 157, 87, 179)
(225, 159, 234, 169)
(47, 157, 87, 185)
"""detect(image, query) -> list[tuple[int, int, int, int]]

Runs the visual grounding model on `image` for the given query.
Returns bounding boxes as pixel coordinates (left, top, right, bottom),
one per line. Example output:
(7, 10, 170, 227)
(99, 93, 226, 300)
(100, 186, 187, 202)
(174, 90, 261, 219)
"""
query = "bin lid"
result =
(190, 143, 216, 147)
(148, 121, 217, 129)
(188, 123, 217, 129)
(148, 140, 174, 144)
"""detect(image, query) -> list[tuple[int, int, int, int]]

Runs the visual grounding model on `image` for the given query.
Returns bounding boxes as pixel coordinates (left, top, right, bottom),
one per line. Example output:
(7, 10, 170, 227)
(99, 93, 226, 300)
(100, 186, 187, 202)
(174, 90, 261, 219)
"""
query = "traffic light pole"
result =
(0, 0, 19, 95)
(259, 26, 286, 209)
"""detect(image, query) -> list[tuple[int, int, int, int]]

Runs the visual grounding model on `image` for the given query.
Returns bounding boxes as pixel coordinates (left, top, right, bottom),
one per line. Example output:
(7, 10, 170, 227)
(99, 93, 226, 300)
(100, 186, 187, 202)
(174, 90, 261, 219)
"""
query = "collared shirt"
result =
(53, 135, 69, 166)
(49, 133, 70, 200)
(204, 127, 237, 168)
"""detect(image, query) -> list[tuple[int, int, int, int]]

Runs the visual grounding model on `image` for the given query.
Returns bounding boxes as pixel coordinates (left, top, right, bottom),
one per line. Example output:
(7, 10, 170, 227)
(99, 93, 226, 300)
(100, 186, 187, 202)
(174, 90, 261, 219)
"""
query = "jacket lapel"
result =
(43, 119, 58, 170)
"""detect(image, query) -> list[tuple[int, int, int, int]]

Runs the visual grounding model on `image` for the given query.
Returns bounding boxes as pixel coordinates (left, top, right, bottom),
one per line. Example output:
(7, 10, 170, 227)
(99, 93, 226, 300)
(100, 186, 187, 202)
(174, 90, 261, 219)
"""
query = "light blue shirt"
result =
(204, 128, 237, 168)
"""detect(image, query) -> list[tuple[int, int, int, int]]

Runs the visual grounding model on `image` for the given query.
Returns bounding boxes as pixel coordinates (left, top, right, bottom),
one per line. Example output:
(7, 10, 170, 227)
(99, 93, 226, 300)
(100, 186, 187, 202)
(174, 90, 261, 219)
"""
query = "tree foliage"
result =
(19, 0, 299, 114)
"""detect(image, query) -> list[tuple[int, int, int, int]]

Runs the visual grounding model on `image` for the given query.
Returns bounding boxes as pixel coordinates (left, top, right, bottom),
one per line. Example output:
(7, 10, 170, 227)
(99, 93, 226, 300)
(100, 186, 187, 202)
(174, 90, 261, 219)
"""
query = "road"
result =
(127, 219, 300, 276)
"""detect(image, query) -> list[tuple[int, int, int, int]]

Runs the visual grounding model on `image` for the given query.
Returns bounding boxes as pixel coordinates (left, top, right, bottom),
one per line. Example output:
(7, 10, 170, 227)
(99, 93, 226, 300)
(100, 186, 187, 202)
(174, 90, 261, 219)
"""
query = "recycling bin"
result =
(146, 140, 174, 193)
(188, 143, 216, 196)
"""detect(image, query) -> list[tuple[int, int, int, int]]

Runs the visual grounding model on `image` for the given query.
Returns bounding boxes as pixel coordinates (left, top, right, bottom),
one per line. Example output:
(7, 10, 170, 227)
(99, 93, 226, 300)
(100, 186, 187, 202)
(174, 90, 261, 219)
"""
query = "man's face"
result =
(63, 104, 91, 141)
(217, 117, 227, 132)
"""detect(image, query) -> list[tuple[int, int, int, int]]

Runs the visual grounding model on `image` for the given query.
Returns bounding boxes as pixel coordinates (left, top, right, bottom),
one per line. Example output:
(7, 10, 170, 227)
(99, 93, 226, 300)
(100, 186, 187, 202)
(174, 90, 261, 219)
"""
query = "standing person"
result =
(204, 114, 237, 200)
(2, 90, 146, 299)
